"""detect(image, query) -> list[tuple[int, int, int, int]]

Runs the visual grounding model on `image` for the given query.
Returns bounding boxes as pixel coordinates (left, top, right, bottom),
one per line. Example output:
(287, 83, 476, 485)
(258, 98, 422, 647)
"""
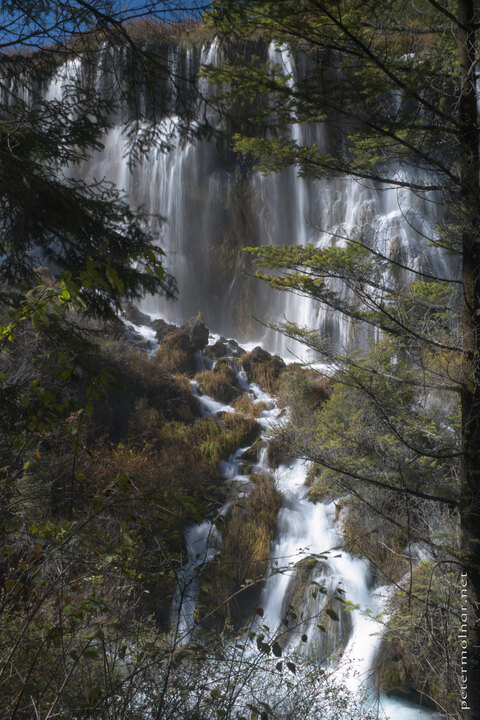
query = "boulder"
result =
(123, 303, 153, 327)
(151, 318, 178, 341)
(148, 369, 201, 423)
(240, 439, 264, 465)
(279, 557, 352, 661)
(155, 329, 197, 375)
(246, 346, 272, 364)
(206, 336, 246, 360)
(155, 314, 210, 375)
(267, 433, 294, 469)
(219, 412, 262, 447)
(241, 346, 286, 393)
(195, 363, 242, 404)
(182, 312, 209, 350)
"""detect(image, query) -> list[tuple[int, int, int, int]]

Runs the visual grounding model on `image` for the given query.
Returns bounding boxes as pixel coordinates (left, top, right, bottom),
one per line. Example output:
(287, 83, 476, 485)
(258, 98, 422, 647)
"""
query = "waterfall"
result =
(72, 38, 450, 360)
(36, 35, 450, 717)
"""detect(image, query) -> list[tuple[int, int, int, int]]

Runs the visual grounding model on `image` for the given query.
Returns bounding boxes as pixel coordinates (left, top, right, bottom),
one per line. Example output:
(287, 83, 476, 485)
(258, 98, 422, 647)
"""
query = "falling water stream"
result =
(127, 326, 441, 720)
(53, 37, 451, 359)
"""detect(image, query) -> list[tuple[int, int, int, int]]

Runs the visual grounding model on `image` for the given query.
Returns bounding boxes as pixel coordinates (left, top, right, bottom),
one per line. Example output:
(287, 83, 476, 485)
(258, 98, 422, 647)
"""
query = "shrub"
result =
(375, 562, 461, 715)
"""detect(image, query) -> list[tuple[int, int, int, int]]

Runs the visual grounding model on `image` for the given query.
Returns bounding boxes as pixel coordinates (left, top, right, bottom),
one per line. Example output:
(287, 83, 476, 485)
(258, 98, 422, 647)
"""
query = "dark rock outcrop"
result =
(123, 303, 153, 327)
(155, 313, 210, 375)
(151, 318, 178, 341)
(278, 557, 352, 661)
(205, 336, 246, 360)
(241, 346, 286, 393)
(183, 313, 210, 350)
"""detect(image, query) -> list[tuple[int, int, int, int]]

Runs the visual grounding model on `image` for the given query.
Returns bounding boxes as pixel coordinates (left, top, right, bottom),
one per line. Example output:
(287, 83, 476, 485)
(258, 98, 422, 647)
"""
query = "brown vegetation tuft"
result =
(195, 364, 241, 403)
(231, 395, 268, 418)
(202, 474, 283, 624)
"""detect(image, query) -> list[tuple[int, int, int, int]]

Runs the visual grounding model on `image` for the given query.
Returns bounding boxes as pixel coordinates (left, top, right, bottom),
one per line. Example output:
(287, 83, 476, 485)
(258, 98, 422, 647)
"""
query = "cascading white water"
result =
(258, 458, 440, 719)
(73, 38, 451, 360)
(134, 326, 438, 719)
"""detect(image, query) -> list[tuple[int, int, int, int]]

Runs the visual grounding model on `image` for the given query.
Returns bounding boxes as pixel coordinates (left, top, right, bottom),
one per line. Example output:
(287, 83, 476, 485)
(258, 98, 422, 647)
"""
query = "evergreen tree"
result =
(207, 1, 480, 715)
(0, 4, 209, 717)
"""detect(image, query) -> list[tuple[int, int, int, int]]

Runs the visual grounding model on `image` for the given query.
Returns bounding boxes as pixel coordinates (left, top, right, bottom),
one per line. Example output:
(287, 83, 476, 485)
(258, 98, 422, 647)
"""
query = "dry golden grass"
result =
(231, 395, 268, 418)
(203, 474, 283, 620)
(195, 365, 240, 403)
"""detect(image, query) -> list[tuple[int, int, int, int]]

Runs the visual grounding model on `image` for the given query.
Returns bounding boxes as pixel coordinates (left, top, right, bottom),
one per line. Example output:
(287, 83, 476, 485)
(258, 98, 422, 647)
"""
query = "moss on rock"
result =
(241, 346, 285, 394)
(195, 363, 241, 403)
(202, 474, 283, 626)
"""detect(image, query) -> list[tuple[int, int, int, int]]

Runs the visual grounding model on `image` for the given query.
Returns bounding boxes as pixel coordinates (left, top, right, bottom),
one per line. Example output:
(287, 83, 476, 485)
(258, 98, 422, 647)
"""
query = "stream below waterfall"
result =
(129, 321, 442, 720)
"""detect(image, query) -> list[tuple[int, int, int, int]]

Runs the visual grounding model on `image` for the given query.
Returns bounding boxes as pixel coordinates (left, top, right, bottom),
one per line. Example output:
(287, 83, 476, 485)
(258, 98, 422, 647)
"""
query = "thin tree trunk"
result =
(458, 1, 480, 717)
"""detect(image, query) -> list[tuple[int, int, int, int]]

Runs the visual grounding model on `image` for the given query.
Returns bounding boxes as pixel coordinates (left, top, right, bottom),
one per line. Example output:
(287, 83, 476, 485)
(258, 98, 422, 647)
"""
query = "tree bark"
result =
(458, 0, 480, 717)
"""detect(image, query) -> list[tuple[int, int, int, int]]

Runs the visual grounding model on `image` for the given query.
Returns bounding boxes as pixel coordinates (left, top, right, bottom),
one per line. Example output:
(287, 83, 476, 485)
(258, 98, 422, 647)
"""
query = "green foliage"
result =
(376, 561, 462, 716)
(244, 242, 459, 352)
(0, 108, 176, 319)
(285, 339, 460, 506)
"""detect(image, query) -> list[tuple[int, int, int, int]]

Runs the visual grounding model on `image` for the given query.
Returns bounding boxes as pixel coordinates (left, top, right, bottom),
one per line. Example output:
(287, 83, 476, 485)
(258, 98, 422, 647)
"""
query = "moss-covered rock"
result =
(266, 432, 295, 469)
(155, 328, 198, 374)
(202, 474, 283, 627)
(182, 313, 210, 350)
(220, 412, 261, 447)
(277, 556, 351, 662)
(231, 395, 268, 418)
(195, 363, 241, 403)
(241, 346, 285, 393)
(155, 313, 210, 375)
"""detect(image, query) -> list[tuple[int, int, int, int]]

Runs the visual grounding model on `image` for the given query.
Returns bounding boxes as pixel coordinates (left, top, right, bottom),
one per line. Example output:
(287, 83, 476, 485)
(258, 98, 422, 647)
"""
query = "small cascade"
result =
(119, 313, 441, 717)
(156, 327, 440, 720)
(257, 463, 353, 662)
(172, 517, 223, 641)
